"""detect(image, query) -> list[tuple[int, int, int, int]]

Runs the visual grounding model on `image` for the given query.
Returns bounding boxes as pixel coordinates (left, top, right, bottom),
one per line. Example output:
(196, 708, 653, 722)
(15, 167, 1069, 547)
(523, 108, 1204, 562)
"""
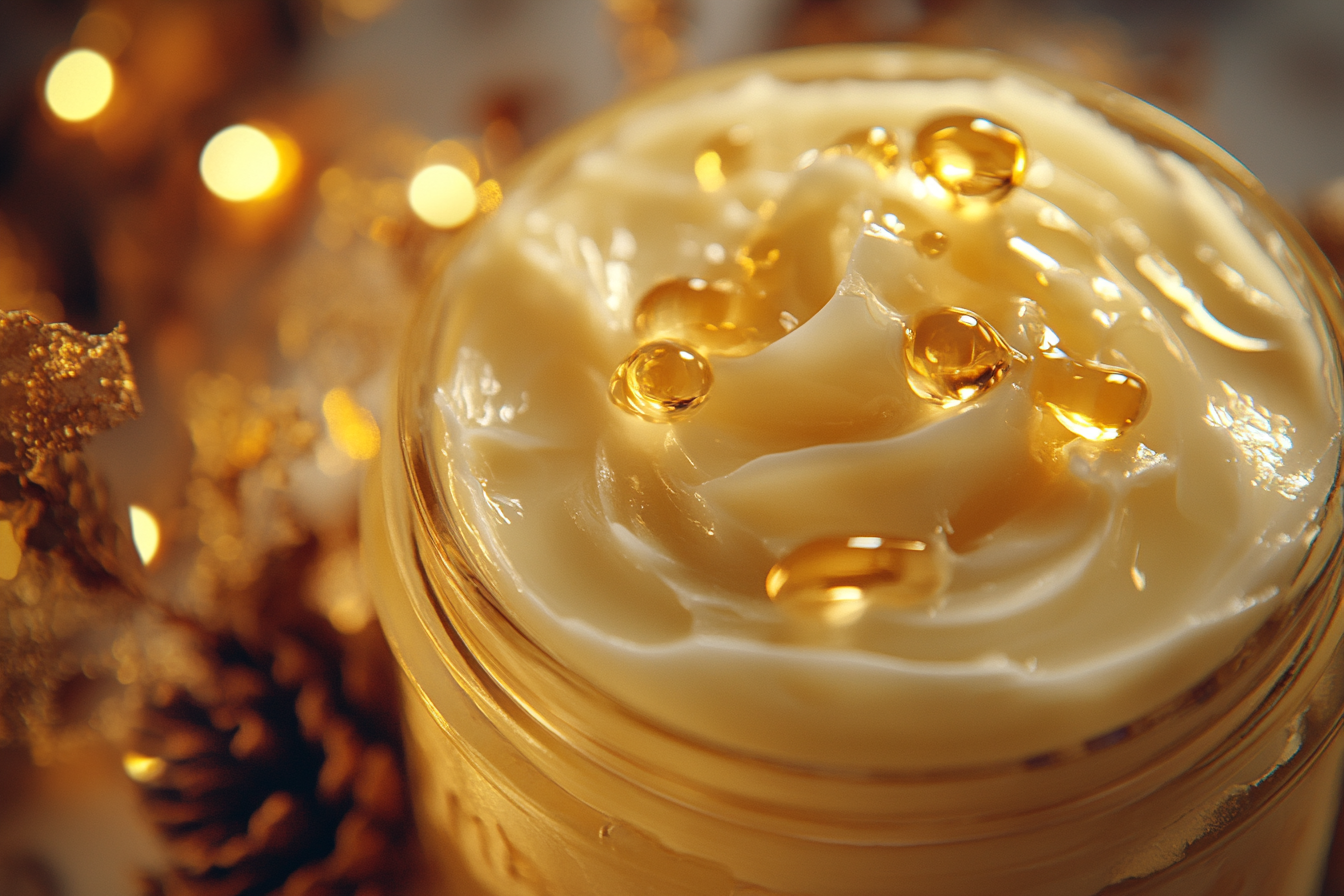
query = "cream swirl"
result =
(432, 73, 1340, 768)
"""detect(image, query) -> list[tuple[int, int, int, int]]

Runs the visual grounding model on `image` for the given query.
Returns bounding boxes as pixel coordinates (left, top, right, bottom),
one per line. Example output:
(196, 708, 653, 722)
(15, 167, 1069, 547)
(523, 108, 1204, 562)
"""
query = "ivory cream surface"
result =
(430, 74, 1340, 768)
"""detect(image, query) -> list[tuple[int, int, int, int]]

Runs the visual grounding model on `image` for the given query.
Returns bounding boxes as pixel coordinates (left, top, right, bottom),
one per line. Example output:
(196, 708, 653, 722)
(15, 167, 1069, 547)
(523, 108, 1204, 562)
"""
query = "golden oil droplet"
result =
(913, 114, 1026, 200)
(917, 230, 948, 257)
(766, 536, 946, 625)
(634, 277, 775, 357)
(904, 308, 1014, 407)
(610, 340, 713, 422)
(695, 125, 752, 192)
(1035, 357, 1149, 441)
(823, 126, 900, 178)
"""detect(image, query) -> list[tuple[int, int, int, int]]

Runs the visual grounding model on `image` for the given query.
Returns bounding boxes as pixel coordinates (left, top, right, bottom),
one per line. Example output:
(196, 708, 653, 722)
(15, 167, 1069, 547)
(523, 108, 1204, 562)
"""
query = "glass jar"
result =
(364, 45, 1344, 896)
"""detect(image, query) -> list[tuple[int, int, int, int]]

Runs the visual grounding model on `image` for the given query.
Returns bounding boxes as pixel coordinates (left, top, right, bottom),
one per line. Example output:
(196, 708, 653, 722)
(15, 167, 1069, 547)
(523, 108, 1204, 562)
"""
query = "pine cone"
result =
(129, 625, 408, 896)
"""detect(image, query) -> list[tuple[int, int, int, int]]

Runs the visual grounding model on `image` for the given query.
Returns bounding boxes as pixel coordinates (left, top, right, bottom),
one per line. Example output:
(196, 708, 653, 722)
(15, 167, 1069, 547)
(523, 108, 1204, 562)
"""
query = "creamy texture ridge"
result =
(431, 74, 1341, 768)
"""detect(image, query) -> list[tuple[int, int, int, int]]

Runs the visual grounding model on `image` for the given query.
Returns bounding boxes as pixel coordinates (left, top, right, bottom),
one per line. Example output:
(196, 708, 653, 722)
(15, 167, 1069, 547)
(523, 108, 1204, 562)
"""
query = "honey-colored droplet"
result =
(634, 277, 777, 357)
(766, 535, 946, 625)
(823, 126, 900, 178)
(913, 114, 1026, 200)
(694, 125, 752, 191)
(904, 307, 1014, 407)
(917, 230, 948, 257)
(1035, 357, 1149, 441)
(610, 340, 713, 422)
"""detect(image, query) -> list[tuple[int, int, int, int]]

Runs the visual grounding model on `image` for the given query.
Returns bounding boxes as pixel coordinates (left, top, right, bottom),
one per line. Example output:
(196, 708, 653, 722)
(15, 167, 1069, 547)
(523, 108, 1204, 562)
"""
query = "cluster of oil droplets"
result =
(607, 112, 1151, 627)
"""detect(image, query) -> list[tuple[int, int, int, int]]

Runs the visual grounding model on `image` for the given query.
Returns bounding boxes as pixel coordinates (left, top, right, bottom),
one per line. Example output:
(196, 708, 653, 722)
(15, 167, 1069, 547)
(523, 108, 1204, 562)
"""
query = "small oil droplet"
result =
(695, 125, 753, 192)
(610, 340, 713, 422)
(766, 536, 946, 625)
(823, 126, 900, 178)
(904, 308, 1015, 407)
(1035, 357, 1149, 441)
(633, 278, 775, 357)
(916, 230, 949, 257)
(913, 115, 1026, 200)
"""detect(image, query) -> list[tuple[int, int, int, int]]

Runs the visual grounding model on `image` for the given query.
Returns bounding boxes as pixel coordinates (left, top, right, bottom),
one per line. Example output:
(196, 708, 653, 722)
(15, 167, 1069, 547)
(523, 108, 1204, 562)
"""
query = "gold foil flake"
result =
(0, 312, 140, 472)
(913, 115, 1026, 200)
(609, 340, 712, 422)
(1035, 357, 1149, 442)
(823, 126, 899, 178)
(633, 277, 779, 357)
(904, 308, 1015, 408)
(766, 536, 947, 625)
(695, 126, 752, 192)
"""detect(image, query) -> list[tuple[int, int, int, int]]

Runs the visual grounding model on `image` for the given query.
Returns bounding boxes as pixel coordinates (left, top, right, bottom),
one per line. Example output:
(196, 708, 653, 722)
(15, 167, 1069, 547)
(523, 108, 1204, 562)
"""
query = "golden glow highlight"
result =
(128, 505, 161, 566)
(322, 388, 380, 460)
(408, 164, 477, 229)
(45, 49, 115, 123)
(122, 751, 167, 783)
(0, 521, 19, 580)
(200, 125, 284, 202)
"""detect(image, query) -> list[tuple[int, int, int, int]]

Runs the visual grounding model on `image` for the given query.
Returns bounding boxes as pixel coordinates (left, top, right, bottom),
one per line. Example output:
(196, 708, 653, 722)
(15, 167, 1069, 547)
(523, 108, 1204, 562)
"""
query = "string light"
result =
(44, 49, 115, 123)
(200, 124, 295, 202)
(128, 505, 161, 566)
(408, 164, 477, 229)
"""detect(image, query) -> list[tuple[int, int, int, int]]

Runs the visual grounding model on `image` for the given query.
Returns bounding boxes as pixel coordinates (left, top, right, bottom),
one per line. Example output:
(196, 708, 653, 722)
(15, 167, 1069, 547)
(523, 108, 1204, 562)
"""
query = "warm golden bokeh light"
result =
(44, 49, 115, 123)
(129, 504, 161, 566)
(122, 751, 167, 783)
(200, 124, 283, 202)
(408, 164, 477, 229)
(322, 388, 380, 460)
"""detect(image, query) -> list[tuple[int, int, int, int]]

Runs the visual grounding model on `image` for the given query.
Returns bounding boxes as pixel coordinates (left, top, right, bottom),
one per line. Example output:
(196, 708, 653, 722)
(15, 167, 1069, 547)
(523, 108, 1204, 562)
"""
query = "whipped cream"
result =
(430, 73, 1340, 769)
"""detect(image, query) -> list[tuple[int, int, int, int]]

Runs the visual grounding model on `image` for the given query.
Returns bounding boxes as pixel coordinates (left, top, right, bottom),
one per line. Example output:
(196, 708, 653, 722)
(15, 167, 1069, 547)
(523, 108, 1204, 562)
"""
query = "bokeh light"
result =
(122, 751, 166, 783)
(200, 124, 284, 202)
(128, 505, 161, 566)
(44, 49, 115, 123)
(322, 388, 380, 460)
(408, 164, 477, 229)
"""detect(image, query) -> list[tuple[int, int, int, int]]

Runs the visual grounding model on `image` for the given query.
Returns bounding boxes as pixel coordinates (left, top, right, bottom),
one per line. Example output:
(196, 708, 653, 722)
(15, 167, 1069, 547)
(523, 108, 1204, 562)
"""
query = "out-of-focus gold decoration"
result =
(606, 0, 686, 87)
(322, 388, 380, 461)
(179, 375, 314, 620)
(0, 311, 140, 472)
(0, 314, 142, 760)
(44, 48, 116, 123)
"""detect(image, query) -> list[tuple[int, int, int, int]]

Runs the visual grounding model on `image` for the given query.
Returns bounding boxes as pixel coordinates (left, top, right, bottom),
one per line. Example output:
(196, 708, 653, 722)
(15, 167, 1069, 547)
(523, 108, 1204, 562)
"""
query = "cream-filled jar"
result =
(364, 45, 1344, 895)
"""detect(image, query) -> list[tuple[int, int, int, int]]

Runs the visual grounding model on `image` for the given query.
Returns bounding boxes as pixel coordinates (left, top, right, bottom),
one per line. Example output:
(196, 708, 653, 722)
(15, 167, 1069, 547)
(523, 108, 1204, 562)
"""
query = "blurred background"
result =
(0, 1, 1342, 895)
